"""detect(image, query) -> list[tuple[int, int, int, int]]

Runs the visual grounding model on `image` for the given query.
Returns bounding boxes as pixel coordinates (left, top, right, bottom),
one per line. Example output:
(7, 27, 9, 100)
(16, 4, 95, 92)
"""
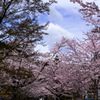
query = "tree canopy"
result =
(0, 0, 56, 99)
(0, 0, 56, 61)
(0, 0, 100, 100)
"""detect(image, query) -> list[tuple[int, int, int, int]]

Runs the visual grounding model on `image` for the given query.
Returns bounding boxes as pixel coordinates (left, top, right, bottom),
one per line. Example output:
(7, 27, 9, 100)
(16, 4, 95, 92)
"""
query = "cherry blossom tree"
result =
(38, 53, 83, 100)
(0, 53, 45, 99)
(30, 1, 100, 99)
(70, 0, 100, 34)
(69, 1, 100, 99)
(35, 1, 100, 100)
(45, 33, 100, 100)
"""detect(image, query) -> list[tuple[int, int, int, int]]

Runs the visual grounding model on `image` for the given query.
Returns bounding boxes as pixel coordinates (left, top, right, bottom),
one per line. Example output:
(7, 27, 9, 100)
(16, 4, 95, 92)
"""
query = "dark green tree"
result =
(0, 0, 56, 61)
(0, 0, 56, 99)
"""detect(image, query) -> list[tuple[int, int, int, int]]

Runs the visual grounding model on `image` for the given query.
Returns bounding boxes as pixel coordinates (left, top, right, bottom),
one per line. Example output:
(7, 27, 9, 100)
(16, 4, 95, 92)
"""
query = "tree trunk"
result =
(95, 92, 98, 100)
(12, 92, 17, 100)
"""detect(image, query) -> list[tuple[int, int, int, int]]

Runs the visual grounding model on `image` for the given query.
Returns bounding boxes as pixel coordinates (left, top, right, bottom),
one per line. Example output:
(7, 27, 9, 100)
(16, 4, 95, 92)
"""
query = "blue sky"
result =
(35, 0, 100, 53)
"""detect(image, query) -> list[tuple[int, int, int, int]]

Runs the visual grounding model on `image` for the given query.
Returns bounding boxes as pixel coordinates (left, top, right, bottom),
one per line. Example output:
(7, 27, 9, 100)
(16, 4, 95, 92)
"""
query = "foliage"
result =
(0, 0, 56, 99)
(0, 0, 100, 100)
(0, 0, 56, 61)
(70, 0, 100, 34)
(43, 33, 100, 100)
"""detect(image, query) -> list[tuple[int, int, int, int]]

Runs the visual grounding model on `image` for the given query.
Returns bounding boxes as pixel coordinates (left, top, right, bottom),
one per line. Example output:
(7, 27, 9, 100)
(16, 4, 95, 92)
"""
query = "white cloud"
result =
(38, 0, 100, 53)
(43, 0, 100, 9)
(35, 23, 74, 53)
(43, 23, 74, 48)
(54, 0, 80, 8)
(35, 45, 50, 53)
(51, 0, 81, 13)
(49, 6, 64, 23)
(47, 0, 82, 24)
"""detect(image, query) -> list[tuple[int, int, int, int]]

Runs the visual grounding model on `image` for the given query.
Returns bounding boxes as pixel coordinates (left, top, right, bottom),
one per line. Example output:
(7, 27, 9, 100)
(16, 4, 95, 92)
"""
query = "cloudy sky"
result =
(35, 0, 100, 53)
